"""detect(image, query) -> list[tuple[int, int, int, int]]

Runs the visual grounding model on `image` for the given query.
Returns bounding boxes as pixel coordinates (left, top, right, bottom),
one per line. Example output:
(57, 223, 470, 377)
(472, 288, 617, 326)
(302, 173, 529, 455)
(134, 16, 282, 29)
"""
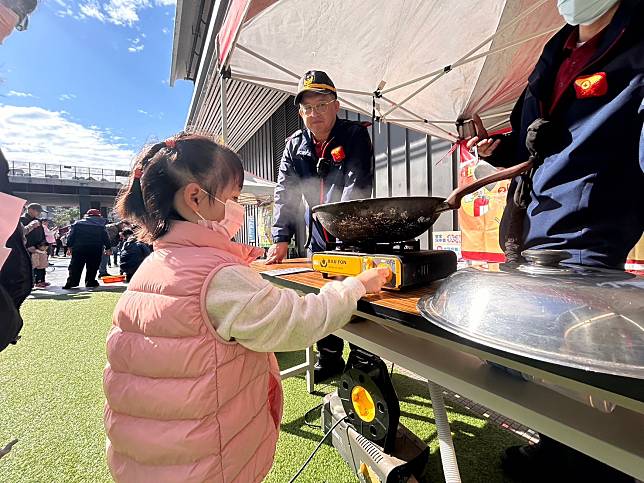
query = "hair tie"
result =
(133, 165, 143, 179)
(165, 138, 176, 149)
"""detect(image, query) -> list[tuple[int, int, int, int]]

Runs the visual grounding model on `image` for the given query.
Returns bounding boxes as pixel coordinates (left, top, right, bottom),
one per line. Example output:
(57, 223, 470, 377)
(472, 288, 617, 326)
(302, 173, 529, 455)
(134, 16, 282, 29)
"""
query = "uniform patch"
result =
(574, 72, 608, 99)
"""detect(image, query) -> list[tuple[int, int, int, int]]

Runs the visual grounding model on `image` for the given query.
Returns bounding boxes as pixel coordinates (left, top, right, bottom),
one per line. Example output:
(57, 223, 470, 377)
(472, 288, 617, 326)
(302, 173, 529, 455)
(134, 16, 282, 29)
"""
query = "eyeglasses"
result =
(299, 99, 336, 115)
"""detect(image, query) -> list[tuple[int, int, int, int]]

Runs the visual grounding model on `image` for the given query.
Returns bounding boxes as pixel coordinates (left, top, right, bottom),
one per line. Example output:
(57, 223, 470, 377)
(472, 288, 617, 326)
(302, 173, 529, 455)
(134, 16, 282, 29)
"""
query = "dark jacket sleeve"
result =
(0, 223, 32, 309)
(102, 228, 111, 251)
(66, 225, 77, 248)
(341, 126, 373, 201)
(639, 95, 644, 173)
(0, 283, 23, 352)
(483, 88, 525, 169)
(272, 142, 301, 244)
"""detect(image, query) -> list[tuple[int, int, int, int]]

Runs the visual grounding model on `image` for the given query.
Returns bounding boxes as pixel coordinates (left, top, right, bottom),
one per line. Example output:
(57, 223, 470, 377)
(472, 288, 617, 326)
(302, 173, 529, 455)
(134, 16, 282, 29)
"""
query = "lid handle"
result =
(521, 249, 570, 267)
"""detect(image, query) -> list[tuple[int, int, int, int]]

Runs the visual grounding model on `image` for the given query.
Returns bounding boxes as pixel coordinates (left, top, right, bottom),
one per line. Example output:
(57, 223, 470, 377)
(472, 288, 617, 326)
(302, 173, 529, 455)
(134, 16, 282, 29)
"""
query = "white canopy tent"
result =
(240, 170, 277, 205)
(216, 0, 564, 141)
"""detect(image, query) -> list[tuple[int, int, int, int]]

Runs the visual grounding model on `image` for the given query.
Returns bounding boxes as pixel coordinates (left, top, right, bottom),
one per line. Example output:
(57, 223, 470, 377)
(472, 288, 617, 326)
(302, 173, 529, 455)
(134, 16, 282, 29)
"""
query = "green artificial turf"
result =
(0, 291, 521, 482)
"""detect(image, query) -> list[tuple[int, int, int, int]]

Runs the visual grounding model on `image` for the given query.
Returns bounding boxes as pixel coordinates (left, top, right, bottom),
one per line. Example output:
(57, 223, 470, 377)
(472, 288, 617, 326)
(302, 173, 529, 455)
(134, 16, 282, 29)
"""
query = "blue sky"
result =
(0, 0, 194, 169)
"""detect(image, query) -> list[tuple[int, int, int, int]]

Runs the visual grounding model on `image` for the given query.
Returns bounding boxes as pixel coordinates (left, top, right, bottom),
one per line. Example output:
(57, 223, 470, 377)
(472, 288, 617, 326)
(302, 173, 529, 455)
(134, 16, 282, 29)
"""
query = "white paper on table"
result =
(0, 193, 26, 271)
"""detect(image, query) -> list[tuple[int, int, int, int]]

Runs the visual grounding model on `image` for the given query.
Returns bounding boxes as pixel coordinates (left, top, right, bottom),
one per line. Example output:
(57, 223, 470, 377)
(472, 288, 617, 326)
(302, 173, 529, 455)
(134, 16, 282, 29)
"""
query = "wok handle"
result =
(442, 159, 534, 210)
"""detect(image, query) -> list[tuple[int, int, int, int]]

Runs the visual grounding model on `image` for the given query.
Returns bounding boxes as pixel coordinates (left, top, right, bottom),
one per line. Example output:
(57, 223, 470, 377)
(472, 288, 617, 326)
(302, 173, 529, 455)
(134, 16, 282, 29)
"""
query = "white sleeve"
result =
(205, 265, 366, 353)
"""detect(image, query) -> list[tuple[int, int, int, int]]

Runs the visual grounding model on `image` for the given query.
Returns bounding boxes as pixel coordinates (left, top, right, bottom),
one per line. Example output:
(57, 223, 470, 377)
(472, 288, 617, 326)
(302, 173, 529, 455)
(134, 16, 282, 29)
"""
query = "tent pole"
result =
(220, 68, 229, 144)
(381, 24, 560, 120)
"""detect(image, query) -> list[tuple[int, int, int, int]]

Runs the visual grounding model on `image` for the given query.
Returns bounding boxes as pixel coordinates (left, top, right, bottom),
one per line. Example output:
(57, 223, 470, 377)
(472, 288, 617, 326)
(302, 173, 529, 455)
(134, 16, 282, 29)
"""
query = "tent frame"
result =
(216, 0, 559, 140)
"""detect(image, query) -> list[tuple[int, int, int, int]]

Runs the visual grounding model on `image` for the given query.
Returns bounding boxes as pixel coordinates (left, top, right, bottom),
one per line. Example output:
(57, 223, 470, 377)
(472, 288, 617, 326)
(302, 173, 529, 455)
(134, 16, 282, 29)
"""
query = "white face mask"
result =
(557, 0, 619, 26)
(194, 188, 245, 239)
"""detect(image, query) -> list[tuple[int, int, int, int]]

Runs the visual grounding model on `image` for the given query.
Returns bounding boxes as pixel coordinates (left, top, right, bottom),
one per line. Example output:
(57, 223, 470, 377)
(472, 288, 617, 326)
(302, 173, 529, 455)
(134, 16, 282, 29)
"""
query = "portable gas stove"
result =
(311, 240, 457, 290)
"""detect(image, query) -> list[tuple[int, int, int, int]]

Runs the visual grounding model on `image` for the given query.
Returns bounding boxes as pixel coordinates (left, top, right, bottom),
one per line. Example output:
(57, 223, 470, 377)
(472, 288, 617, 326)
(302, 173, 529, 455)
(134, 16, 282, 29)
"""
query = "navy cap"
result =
(295, 70, 337, 105)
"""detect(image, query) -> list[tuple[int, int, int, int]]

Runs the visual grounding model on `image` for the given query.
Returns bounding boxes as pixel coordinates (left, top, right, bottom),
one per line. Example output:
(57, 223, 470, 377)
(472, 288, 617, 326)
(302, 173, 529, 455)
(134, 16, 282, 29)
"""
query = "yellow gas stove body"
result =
(311, 250, 457, 290)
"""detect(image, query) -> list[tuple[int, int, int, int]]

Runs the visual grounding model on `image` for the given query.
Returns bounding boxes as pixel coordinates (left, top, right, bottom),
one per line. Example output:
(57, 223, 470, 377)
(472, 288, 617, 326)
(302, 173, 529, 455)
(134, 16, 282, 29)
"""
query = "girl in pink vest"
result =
(103, 134, 389, 483)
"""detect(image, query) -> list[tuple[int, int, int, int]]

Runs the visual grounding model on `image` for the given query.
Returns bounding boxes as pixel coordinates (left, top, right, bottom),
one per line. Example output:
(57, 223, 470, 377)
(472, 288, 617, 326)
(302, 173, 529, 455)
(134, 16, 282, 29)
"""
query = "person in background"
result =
(118, 228, 150, 282)
(103, 134, 388, 482)
(113, 231, 123, 267)
(60, 232, 69, 257)
(20, 202, 46, 250)
(467, 0, 643, 481)
(266, 70, 374, 383)
(29, 241, 49, 288)
(54, 231, 63, 257)
(63, 209, 111, 290)
(42, 219, 55, 257)
(99, 220, 125, 277)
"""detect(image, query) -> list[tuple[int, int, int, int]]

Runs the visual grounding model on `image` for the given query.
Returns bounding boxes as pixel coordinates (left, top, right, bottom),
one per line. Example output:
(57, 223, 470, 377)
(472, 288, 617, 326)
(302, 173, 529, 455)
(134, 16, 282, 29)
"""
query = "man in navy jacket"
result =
(468, 0, 643, 480)
(267, 70, 373, 382)
(63, 209, 111, 289)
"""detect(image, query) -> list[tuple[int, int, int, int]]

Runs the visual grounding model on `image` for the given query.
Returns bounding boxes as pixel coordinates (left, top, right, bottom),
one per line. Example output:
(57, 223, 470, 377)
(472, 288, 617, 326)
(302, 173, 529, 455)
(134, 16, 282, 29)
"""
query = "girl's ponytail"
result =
(115, 142, 166, 237)
(115, 133, 244, 243)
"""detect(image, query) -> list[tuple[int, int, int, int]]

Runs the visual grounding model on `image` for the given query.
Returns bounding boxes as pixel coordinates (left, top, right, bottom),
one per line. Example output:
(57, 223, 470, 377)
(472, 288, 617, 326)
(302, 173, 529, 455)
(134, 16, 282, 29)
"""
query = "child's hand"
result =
(356, 267, 391, 294)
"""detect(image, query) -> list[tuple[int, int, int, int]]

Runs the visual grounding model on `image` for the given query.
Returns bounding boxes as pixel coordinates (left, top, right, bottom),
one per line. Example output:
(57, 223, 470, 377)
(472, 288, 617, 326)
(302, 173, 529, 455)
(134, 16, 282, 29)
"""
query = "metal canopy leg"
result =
(305, 345, 315, 394)
(278, 346, 316, 395)
(428, 380, 462, 483)
(220, 71, 228, 144)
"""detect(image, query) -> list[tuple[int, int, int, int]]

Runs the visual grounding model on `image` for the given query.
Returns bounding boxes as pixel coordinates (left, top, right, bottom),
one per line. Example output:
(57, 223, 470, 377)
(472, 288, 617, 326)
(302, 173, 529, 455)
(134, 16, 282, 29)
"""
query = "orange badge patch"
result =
(574, 72, 608, 99)
(331, 146, 346, 162)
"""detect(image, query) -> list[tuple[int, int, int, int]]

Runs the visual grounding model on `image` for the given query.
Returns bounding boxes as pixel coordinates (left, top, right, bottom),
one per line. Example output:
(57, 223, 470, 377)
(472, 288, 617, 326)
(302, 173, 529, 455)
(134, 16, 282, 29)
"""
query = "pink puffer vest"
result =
(104, 221, 282, 482)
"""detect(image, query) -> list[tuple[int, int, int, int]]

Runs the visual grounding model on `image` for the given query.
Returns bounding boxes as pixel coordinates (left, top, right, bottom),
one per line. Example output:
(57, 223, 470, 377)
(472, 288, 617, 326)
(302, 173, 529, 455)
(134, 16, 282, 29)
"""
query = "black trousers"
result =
(55, 242, 63, 257)
(66, 247, 102, 287)
(33, 268, 46, 284)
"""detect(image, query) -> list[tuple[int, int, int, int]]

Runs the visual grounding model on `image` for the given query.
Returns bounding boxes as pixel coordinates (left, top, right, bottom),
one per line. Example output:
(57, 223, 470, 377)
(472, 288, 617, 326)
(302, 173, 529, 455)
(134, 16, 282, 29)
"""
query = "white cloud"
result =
(127, 36, 144, 53)
(6, 91, 35, 98)
(58, 93, 77, 101)
(0, 105, 135, 169)
(79, 1, 106, 22)
(161, 26, 169, 35)
(56, 7, 74, 18)
(137, 109, 149, 115)
(58, 1, 174, 27)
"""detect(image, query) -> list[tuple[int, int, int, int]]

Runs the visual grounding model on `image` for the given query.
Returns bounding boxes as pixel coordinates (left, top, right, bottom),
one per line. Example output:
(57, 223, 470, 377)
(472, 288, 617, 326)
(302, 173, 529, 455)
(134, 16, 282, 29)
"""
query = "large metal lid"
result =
(418, 250, 644, 378)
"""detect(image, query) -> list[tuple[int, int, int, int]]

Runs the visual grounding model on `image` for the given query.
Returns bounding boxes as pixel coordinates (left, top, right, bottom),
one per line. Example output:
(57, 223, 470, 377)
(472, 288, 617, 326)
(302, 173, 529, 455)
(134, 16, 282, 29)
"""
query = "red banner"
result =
(457, 142, 508, 262)
(217, 0, 251, 65)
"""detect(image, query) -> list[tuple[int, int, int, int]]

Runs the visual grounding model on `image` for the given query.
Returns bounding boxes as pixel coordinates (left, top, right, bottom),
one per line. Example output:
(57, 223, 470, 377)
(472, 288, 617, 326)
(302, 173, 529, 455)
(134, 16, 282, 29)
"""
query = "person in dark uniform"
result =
(467, 0, 643, 481)
(63, 209, 111, 289)
(118, 228, 151, 282)
(266, 70, 374, 382)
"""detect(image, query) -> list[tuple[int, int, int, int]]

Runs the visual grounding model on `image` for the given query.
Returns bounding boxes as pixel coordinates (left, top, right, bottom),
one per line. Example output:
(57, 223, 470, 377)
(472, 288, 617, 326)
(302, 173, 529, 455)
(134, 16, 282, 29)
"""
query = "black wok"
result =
(312, 160, 532, 244)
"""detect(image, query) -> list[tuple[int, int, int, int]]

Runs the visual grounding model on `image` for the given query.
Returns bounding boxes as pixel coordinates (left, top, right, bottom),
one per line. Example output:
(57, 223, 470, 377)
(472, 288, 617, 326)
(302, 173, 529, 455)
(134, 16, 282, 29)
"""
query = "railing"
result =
(8, 161, 130, 185)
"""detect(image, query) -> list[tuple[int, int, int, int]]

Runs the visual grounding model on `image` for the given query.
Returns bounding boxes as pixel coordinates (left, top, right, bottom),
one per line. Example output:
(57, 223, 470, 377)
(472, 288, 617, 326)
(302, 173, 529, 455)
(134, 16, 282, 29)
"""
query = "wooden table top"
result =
(251, 258, 438, 317)
(251, 258, 643, 402)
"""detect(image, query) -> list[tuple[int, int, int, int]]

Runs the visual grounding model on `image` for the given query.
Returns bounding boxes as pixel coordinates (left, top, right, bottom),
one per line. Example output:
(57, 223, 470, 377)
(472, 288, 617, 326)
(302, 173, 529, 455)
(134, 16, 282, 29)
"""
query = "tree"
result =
(49, 207, 80, 228)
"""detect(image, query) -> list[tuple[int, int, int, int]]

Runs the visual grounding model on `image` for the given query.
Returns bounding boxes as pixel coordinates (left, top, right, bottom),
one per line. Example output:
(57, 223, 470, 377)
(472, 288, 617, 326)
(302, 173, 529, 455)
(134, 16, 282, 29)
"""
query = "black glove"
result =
(515, 118, 571, 209)
(316, 157, 333, 178)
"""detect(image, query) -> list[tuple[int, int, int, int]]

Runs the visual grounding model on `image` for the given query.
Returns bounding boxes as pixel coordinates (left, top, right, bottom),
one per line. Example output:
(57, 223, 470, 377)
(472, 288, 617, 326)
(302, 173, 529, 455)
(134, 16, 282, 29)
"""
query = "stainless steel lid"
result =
(418, 250, 644, 378)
